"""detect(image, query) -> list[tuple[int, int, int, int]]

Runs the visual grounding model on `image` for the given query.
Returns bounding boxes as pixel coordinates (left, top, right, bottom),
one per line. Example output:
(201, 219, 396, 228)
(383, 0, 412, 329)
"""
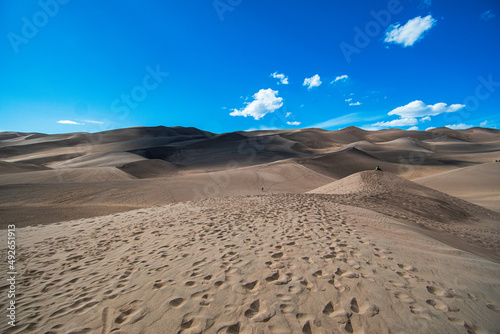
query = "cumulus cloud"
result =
(345, 98, 352, 102)
(287, 121, 301, 126)
(480, 120, 489, 127)
(372, 100, 465, 129)
(426, 126, 436, 131)
(303, 74, 322, 90)
(480, 10, 495, 21)
(332, 75, 348, 83)
(57, 120, 83, 125)
(349, 101, 361, 106)
(271, 72, 289, 85)
(388, 100, 465, 118)
(385, 15, 437, 47)
(446, 124, 473, 130)
(230, 88, 283, 120)
(408, 126, 419, 131)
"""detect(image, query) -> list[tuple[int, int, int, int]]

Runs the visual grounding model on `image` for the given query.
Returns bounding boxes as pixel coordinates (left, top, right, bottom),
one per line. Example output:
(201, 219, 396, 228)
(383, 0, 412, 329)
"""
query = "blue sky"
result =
(1, 0, 499, 134)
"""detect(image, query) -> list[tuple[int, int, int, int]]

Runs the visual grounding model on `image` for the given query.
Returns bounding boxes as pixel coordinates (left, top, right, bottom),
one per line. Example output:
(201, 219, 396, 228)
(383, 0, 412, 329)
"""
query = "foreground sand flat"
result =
(2, 194, 499, 334)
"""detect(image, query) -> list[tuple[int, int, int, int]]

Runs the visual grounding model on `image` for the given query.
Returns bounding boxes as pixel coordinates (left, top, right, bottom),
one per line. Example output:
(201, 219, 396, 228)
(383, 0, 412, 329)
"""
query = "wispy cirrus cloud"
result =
(385, 15, 437, 47)
(311, 113, 362, 129)
(480, 10, 495, 21)
(303, 74, 322, 90)
(57, 120, 83, 125)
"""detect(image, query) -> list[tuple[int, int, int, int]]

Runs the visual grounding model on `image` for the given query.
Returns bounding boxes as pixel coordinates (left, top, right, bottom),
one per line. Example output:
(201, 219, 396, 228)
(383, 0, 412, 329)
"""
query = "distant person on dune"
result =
(374, 166, 382, 171)
(261, 186, 264, 191)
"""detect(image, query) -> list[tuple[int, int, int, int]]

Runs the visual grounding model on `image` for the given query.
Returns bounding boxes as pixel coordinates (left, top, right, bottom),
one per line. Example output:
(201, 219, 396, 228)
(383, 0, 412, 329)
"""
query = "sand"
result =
(415, 162, 500, 213)
(1, 126, 500, 333)
(1, 193, 499, 333)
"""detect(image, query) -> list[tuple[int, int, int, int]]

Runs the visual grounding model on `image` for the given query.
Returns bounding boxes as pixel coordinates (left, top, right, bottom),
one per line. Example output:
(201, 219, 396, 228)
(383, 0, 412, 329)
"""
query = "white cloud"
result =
(389, 100, 465, 118)
(408, 126, 419, 131)
(446, 124, 473, 130)
(425, 126, 436, 131)
(286, 112, 292, 117)
(244, 125, 279, 131)
(480, 120, 488, 127)
(372, 100, 465, 129)
(332, 75, 348, 83)
(345, 98, 352, 102)
(57, 120, 83, 125)
(271, 72, 289, 85)
(287, 121, 301, 126)
(385, 15, 437, 47)
(230, 88, 283, 120)
(349, 101, 361, 106)
(311, 113, 360, 129)
(480, 10, 495, 21)
(303, 74, 322, 90)
(373, 118, 419, 128)
(84, 120, 104, 124)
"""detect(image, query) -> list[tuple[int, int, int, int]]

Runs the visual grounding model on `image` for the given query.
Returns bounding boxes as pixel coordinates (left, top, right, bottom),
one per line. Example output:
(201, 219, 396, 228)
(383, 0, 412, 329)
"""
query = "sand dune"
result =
(0, 167, 135, 185)
(118, 159, 179, 178)
(49, 151, 146, 168)
(1, 194, 498, 334)
(0, 161, 51, 174)
(308, 171, 500, 262)
(0, 160, 332, 228)
(1, 125, 499, 226)
(1, 126, 500, 333)
(415, 162, 500, 212)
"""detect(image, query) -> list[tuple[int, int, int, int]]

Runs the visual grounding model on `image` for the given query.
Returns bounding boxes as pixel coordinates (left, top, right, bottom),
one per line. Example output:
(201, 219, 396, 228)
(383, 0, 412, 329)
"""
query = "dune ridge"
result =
(1, 126, 499, 333)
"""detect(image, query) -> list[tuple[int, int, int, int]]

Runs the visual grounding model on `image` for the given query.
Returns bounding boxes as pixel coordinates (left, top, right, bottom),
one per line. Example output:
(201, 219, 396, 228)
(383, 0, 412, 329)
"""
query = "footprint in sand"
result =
(486, 303, 500, 314)
(242, 280, 258, 291)
(271, 252, 283, 259)
(464, 321, 487, 334)
(350, 297, 379, 316)
(217, 322, 240, 334)
(322, 301, 350, 323)
(426, 285, 454, 298)
(426, 299, 454, 312)
(244, 300, 260, 318)
(169, 297, 185, 308)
